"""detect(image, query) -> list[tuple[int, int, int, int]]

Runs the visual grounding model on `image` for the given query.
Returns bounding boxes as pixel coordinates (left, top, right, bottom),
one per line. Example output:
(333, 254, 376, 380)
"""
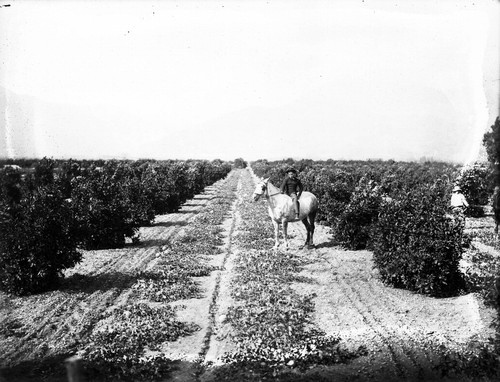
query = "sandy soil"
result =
(283, 221, 497, 381)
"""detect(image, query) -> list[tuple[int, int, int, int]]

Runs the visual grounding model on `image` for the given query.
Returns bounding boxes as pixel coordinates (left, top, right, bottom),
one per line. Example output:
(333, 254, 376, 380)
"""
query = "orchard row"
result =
(0, 158, 232, 295)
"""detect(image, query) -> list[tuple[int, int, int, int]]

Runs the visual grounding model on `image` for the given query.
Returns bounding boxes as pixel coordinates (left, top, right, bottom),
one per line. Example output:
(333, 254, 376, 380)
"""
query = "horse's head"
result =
(253, 178, 269, 201)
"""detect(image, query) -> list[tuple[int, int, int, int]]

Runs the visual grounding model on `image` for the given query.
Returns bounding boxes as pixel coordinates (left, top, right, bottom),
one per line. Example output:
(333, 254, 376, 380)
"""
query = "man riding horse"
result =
(253, 170, 318, 249)
(280, 167, 303, 220)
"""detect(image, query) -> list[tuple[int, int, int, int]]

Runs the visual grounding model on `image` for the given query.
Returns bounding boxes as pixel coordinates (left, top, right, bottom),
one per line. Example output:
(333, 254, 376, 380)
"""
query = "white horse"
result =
(253, 178, 319, 249)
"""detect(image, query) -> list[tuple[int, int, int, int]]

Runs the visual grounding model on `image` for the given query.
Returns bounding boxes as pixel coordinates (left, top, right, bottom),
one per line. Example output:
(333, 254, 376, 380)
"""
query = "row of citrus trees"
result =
(0, 158, 232, 295)
(251, 159, 492, 298)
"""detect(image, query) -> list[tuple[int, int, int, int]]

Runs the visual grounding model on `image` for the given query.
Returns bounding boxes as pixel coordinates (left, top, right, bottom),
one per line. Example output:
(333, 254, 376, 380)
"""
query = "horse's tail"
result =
(494, 191, 500, 208)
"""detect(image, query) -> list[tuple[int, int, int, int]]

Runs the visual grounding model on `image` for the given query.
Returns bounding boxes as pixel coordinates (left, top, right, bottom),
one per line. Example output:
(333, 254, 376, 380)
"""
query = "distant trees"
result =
(233, 158, 247, 169)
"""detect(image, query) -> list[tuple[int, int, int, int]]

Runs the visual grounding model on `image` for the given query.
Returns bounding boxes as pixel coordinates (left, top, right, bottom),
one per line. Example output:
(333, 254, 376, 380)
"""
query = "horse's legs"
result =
(308, 211, 316, 247)
(495, 220, 499, 235)
(301, 218, 311, 246)
(283, 220, 289, 249)
(272, 220, 280, 249)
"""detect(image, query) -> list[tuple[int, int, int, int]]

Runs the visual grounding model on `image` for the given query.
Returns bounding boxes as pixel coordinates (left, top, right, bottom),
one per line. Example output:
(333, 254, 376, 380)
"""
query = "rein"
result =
(266, 190, 282, 197)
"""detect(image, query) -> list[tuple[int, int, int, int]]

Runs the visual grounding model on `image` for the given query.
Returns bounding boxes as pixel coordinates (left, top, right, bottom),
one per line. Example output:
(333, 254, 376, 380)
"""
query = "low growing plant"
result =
(83, 303, 198, 381)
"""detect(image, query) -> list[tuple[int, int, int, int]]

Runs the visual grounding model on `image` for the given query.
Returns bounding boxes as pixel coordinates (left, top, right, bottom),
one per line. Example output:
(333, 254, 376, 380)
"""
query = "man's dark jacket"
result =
(280, 177, 303, 196)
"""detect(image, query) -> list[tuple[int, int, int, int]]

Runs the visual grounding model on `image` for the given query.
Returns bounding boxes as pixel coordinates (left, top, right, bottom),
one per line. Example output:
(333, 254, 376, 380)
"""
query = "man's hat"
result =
(285, 167, 297, 174)
(453, 185, 461, 192)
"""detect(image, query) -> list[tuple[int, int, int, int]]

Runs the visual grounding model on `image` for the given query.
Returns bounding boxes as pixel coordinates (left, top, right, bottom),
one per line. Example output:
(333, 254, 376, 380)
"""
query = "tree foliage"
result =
(233, 158, 248, 169)
(0, 158, 231, 295)
(372, 183, 465, 297)
(0, 174, 81, 295)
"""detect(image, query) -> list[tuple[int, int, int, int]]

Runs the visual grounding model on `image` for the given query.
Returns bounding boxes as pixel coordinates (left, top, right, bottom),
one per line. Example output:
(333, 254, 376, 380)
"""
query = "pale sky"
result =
(0, 0, 499, 163)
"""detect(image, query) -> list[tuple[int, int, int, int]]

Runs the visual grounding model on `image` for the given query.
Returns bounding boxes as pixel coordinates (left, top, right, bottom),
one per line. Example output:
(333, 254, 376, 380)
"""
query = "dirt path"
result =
(202, 181, 242, 365)
(157, 174, 242, 381)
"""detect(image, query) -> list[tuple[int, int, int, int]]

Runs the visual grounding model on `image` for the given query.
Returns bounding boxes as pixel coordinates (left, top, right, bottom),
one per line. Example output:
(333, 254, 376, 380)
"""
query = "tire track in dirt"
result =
(326, 250, 434, 379)
(312, 247, 414, 380)
(362, 282, 441, 362)
(200, 176, 242, 366)
(362, 282, 437, 368)
(200, 186, 239, 353)
(286, 223, 496, 381)
(336, 275, 424, 380)
(0, 180, 227, 369)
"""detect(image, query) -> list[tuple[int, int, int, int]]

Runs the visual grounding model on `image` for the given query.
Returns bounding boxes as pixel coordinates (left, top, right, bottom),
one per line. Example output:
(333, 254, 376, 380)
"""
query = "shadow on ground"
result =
(152, 221, 189, 228)
(314, 240, 343, 249)
(0, 354, 70, 382)
(60, 272, 138, 293)
(2, 349, 497, 382)
(136, 238, 175, 248)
